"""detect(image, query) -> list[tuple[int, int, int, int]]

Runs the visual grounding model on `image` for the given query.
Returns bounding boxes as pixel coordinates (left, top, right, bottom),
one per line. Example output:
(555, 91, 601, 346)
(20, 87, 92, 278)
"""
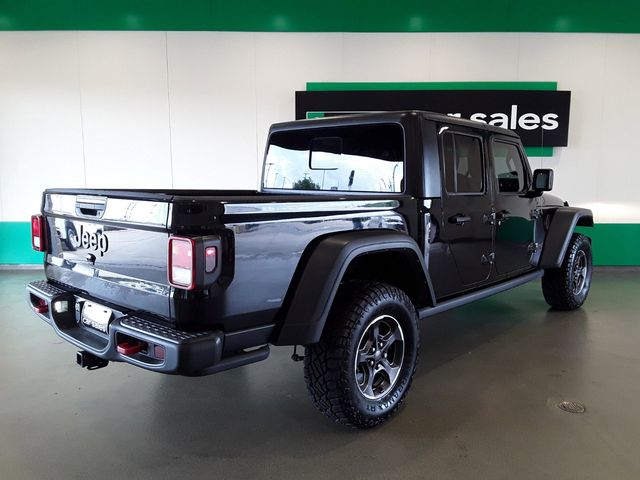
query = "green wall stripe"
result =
(1, 1, 639, 32)
(524, 146, 553, 157)
(0, 222, 637, 266)
(576, 224, 640, 266)
(0, 222, 43, 264)
(306, 82, 558, 91)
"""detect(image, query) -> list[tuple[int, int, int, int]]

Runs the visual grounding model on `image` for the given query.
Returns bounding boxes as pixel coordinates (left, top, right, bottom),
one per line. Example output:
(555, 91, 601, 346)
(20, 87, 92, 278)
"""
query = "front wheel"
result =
(542, 233, 593, 310)
(304, 282, 420, 428)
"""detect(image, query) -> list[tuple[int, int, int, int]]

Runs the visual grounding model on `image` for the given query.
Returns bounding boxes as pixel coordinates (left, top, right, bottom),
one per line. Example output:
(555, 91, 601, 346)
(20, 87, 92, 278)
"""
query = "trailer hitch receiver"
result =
(76, 351, 109, 370)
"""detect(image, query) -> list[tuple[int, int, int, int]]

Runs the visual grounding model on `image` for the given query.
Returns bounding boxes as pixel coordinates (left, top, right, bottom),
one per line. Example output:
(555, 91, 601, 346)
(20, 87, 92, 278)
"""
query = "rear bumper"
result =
(27, 280, 269, 376)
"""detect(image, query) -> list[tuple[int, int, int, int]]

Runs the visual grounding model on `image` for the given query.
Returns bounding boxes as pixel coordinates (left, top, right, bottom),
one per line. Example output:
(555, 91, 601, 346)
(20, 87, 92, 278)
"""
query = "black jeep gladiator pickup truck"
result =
(27, 111, 593, 428)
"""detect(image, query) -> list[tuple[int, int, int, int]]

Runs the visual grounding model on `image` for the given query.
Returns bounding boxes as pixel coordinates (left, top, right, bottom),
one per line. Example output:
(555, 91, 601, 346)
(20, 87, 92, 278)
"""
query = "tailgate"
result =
(43, 192, 172, 319)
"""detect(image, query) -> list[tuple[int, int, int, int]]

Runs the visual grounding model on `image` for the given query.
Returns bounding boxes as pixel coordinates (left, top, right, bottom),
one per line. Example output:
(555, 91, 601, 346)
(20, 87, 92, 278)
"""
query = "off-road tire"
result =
(542, 233, 592, 310)
(304, 281, 420, 428)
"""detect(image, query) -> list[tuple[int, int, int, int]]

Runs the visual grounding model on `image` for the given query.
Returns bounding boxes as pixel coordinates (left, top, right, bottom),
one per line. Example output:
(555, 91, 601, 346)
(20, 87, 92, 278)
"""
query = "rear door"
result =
(44, 192, 172, 318)
(438, 126, 494, 289)
(489, 138, 537, 275)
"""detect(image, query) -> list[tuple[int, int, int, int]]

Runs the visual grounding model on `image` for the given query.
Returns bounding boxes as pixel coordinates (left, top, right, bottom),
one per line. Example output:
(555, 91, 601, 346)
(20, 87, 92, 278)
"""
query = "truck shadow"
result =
(415, 296, 531, 378)
(145, 287, 590, 476)
(417, 292, 589, 379)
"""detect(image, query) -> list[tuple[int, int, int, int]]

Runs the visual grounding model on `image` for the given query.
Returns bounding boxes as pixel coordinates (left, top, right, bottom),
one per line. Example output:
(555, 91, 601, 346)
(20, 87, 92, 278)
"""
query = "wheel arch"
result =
(539, 207, 594, 269)
(274, 230, 434, 346)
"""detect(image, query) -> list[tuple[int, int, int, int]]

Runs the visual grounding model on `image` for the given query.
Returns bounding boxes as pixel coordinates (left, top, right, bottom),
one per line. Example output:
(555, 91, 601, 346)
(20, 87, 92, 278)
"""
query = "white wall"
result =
(1, 31, 639, 223)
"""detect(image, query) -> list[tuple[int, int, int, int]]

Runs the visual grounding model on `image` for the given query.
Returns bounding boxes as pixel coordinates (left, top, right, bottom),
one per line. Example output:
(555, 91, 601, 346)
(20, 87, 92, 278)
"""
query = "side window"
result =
(442, 132, 484, 194)
(492, 141, 527, 193)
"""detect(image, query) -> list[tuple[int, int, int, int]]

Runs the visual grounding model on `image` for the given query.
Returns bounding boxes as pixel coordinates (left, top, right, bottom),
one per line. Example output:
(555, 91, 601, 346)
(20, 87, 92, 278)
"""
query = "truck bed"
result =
(41, 188, 409, 331)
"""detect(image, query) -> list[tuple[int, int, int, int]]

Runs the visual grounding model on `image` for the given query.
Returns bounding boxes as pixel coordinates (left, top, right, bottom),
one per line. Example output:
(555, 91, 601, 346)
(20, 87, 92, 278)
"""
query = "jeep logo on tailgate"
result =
(79, 225, 109, 256)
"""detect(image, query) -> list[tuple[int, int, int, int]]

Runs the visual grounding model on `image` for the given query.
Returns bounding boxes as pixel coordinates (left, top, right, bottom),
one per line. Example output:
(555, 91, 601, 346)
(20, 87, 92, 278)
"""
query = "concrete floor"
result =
(1, 269, 639, 480)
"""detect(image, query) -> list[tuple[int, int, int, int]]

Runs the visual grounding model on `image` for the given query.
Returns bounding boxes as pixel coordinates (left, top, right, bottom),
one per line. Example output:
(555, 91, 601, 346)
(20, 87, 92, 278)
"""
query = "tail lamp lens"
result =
(31, 214, 46, 251)
(168, 237, 195, 290)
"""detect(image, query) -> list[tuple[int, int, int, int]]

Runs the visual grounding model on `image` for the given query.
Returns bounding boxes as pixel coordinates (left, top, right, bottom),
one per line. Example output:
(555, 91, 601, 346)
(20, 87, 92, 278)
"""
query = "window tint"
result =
(442, 132, 484, 194)
(492, 142, 527, 193)
(263, 124, 404, 193)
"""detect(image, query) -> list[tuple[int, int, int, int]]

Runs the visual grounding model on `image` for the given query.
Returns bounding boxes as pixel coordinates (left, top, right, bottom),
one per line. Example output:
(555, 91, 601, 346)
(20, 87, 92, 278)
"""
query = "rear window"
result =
(263, 123, 404, 193)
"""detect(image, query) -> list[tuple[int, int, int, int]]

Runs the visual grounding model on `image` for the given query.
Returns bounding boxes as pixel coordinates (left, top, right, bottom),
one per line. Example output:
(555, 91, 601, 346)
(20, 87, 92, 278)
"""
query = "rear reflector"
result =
(153, 345, 166, 360)
(205, 246, 217, 273)
(168, 236, 195, 290)
(33, 298, 49, 314)
(31, 214, 46, 252)
(117, 341, 144, 356)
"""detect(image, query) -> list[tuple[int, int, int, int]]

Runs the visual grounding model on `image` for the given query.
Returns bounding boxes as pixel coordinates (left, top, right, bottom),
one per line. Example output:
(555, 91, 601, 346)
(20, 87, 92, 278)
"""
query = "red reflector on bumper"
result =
(153, 345, 166, 360)
(33, 298, 48, 314)
(117, 341, 143, 356)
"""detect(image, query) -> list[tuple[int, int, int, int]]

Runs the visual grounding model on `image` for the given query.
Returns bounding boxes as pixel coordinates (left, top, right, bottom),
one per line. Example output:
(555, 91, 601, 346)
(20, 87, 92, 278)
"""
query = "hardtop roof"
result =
(270, 110, 519, 138)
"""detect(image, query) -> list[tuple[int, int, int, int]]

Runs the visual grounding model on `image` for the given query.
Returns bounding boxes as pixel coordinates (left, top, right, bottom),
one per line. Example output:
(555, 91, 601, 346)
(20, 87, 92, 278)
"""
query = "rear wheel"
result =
(304, 282, 419, 428)
(542, 233, 592, 310)
(65, 226, 78, 250)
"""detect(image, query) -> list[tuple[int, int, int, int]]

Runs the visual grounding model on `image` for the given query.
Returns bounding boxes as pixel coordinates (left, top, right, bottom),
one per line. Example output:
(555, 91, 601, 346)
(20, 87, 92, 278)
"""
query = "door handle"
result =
(448, 214, 471, 225)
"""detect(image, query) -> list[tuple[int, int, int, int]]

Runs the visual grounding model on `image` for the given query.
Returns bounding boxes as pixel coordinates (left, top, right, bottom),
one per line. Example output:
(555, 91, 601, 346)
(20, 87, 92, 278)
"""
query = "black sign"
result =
(295, 90, 571, 147)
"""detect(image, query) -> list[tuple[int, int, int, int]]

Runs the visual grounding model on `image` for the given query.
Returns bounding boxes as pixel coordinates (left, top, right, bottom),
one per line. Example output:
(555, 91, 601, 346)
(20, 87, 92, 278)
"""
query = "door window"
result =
(442, 132, 484, 194)
(492, 142, 527, 193)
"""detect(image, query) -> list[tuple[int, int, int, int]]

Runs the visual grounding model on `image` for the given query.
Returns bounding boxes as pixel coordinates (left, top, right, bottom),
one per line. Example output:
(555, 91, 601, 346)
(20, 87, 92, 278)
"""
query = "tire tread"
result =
(304, 281, 419, 428)
(542, 233, 592, 310)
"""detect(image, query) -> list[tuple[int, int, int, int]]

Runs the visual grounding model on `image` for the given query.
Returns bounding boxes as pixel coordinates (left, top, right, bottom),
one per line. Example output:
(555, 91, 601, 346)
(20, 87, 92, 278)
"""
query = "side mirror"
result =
(532, 168, 554, 192)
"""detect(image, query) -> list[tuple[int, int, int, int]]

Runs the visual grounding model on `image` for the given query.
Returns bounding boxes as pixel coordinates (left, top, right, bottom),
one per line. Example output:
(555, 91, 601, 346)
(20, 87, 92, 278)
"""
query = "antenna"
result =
(539, 121, 545, 168)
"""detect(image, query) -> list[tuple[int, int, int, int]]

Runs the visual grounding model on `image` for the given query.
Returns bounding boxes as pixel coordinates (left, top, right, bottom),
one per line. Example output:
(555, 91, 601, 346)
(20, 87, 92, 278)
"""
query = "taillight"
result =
(31, 214, 46, 252)
(168, 236, 195, 290)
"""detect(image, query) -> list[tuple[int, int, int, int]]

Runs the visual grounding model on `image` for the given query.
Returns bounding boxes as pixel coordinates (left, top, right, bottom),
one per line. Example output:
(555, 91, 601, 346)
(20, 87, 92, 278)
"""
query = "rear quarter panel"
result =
(197, 198, 411, 332)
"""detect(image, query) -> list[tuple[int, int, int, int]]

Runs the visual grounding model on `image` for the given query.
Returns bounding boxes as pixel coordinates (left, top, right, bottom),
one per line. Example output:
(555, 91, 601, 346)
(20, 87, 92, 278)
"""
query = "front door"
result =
(438, 127, 494, 289)
(490, 138, 537, 275)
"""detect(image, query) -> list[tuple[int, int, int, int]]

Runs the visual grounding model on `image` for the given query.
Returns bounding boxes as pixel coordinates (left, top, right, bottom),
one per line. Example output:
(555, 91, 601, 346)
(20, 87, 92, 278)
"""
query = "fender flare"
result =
(539, 207, 594, 269)
(274, 230, 434, 346)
